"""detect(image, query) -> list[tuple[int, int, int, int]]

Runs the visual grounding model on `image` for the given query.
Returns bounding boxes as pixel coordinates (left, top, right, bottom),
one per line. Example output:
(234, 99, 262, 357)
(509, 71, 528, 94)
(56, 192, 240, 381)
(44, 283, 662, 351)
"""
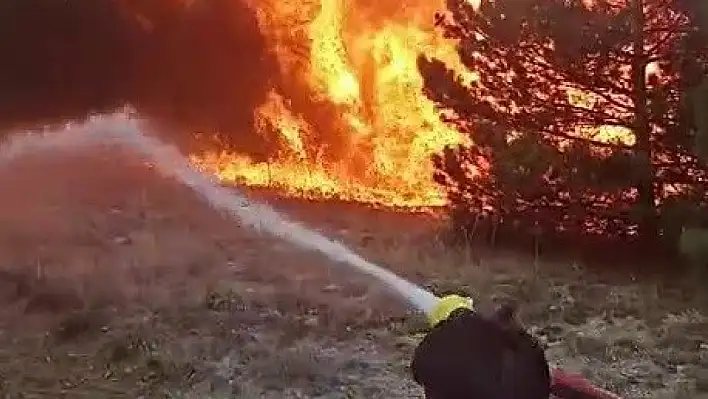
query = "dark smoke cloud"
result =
(0, 0, 278, 157)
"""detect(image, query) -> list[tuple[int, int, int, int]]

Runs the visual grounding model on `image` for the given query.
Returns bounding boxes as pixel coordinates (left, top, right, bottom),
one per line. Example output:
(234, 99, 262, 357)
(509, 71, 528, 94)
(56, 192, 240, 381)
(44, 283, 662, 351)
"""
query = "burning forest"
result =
(0, 1, 707, 397)
(0, 0, 706, 242)
(0, 0, 641, 212)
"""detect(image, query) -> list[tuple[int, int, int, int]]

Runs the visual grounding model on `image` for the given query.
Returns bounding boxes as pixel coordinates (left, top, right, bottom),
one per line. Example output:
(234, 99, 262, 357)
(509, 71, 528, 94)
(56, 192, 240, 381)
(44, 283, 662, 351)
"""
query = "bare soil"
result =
(0, 151, 706, 398)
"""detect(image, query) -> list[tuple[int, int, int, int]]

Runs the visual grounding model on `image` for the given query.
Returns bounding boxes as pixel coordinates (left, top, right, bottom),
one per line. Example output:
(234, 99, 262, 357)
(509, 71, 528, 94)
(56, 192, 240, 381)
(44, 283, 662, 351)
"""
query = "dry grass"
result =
(0, 151, 706, 398)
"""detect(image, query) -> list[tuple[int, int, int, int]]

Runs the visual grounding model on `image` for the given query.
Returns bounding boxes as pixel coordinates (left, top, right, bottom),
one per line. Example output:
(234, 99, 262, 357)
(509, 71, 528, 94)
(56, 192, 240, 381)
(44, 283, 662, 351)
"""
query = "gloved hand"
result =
(410, 295, 622, 399)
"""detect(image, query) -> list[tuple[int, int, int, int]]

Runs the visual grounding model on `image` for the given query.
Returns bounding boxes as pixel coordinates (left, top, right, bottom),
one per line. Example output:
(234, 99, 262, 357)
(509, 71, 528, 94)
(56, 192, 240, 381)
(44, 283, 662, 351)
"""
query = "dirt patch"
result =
(0, 152, 705, 398)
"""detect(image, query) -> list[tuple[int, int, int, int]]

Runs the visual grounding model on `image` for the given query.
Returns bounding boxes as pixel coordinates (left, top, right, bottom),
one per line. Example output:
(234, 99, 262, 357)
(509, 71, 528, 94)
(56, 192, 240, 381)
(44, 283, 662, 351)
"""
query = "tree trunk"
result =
(631, 0, 658, 240)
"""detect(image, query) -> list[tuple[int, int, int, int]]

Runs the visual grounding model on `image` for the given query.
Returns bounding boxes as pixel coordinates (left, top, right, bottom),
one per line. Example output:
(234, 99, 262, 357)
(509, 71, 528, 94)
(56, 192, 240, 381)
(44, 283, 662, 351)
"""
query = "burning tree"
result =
(418, 0, 708, 252)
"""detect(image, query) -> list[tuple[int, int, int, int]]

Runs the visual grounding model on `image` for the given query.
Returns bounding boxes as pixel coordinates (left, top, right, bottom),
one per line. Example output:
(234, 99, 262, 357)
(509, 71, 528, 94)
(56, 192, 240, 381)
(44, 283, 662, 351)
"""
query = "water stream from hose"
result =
(0, 112, 442, 315)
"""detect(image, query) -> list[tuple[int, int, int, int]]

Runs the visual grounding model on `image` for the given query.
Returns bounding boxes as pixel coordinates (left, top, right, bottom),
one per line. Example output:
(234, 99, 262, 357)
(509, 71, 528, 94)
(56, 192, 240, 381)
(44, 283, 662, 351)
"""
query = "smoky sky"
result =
(0, 0, 278, 157)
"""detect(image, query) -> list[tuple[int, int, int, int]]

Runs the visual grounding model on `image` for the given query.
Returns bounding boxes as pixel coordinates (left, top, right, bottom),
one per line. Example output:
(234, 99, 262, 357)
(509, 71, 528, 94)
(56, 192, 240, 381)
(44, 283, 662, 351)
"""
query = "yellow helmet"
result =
(427, 294, 474, 327)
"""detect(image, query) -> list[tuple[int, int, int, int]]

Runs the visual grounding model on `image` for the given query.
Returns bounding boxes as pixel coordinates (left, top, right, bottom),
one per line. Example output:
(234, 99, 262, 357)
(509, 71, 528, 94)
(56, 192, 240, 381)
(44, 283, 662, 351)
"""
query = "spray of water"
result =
(0, 112, 441, 315)
(0, 118, 123, 165)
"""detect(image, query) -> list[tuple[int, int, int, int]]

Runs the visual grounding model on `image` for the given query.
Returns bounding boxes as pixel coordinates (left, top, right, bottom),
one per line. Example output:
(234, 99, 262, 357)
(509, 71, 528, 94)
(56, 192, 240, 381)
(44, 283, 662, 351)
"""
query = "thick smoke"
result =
(0, 0, 278, 158)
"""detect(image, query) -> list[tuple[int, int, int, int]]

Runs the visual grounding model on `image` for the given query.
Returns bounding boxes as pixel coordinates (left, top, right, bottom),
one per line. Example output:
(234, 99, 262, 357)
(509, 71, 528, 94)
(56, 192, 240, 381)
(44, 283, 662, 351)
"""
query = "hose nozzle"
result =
(427, 294, 474, 327)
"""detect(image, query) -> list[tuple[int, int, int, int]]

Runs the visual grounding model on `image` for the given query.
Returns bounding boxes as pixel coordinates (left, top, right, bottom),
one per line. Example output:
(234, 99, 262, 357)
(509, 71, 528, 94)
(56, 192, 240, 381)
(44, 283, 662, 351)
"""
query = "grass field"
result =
(0, 151, 706, 398)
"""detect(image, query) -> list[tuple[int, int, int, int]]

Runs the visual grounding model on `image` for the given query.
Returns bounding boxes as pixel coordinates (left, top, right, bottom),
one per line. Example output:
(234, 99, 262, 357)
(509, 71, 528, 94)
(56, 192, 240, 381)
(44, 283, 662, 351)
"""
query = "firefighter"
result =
(411, 295, 622, 399)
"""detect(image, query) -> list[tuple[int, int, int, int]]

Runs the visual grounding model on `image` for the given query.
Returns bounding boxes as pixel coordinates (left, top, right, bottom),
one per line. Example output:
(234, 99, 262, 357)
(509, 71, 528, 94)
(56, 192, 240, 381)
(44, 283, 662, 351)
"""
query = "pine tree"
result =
(419, 0, 706, 248)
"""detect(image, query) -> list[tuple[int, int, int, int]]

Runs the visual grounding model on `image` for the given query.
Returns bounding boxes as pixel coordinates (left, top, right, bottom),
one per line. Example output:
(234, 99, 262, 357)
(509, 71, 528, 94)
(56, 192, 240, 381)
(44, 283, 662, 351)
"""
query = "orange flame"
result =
(189, 0, 479, 209)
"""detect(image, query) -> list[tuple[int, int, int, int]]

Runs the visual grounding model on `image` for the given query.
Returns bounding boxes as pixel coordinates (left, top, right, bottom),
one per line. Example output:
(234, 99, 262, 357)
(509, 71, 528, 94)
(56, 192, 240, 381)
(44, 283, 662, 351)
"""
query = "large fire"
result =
(188, 0, 479, 209)
(187, 0, 634, 209)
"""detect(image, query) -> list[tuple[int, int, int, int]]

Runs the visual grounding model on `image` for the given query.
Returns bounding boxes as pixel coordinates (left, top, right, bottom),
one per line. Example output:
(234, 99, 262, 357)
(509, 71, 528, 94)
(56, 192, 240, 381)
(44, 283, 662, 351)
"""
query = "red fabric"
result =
(550, 368, 622, 399)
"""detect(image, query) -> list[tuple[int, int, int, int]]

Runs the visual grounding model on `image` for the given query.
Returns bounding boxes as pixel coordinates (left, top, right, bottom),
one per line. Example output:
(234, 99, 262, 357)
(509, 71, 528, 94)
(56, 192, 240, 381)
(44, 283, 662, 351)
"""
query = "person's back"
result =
(411, 306, 551, 399)
(411, 297, 622, 399)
